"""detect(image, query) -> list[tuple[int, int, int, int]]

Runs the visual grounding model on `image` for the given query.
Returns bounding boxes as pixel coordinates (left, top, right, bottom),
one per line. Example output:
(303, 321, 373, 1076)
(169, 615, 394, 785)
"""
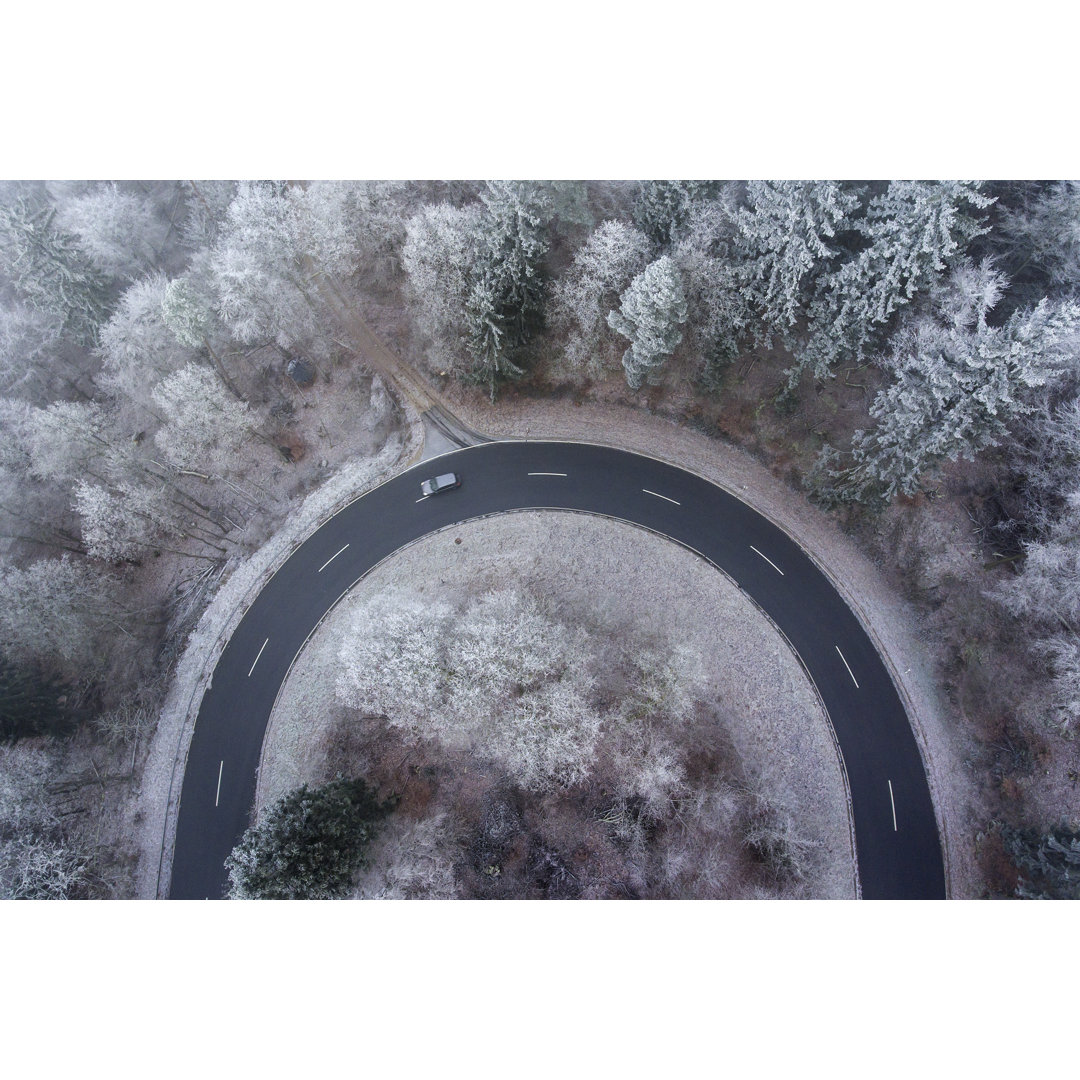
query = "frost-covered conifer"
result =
(160, 275, 214, 350)
(607, 256, 689, 389)
(225, 778, 392, 899)
(729, 180, 862, 342)
(815, 288, 1080, 506)
(475, 181, 550, 344)
(463, 182, 551, 397)
(551, 220, 651, 375)
(799, 181, 994, 381)
(0, 196, 110, 348)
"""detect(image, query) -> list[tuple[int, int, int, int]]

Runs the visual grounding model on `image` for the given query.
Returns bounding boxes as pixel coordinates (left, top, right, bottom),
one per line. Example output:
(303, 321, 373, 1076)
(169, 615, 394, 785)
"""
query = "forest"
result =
(1, 179, 1079, 899)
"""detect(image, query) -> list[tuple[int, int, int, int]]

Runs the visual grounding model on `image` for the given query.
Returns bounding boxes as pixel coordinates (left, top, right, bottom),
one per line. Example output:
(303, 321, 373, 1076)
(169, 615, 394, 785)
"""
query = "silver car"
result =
(420, 472, 461, 497)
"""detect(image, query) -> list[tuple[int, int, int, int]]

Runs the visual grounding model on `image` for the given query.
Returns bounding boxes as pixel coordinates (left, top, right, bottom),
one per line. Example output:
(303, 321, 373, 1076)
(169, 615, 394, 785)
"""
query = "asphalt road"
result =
(168, 441, 946, 900)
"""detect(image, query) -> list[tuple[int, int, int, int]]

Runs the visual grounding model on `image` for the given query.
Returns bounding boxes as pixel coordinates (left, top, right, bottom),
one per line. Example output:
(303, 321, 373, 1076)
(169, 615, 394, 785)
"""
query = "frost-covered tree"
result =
(475, 181, 550, 343)
(151, 363, 252, 473)
(814, 289, 1080, 507)
(403, 184, 551, 396)
(992, 181, 1080, 292)
(0, 303, 67, 399)
(607, 255, 689, 389)
(0, 743, 90, 899)
(24, 400, 113, 485)
(0, 556, 126, 673)
(73, 478, 219, 563)
(729, 180, 863, 342)
(353, 812, 462, 899)
(551, 220, 651, 376)
(798, 181, 994, 381)
(634, 181, 720, 247)
(55, 183, 162, 281)
(178, 180, 237, 250)
(336, 591, 453, 730)
(0, 195, 111, 347)
(337, 588, 602, 792)
(307, 180, 417, 280)
(401, 201, 486, 375)
(159, 266, 245, 399)
(461, 181, 551, 397)
(671, 200, 752, 378)
(208, 183, 330, 352)
(98, 275, 194, 411)
(225, 777, 393, 899)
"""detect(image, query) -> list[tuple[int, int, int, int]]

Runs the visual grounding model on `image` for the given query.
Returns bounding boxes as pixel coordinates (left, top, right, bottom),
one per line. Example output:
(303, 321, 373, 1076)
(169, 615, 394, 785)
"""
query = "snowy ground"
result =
(257, 512, 857, 898)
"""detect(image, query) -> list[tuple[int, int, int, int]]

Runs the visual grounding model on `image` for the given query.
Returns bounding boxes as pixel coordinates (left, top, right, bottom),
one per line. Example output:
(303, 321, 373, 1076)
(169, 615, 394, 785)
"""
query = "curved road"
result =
(168, 442, 946, 900)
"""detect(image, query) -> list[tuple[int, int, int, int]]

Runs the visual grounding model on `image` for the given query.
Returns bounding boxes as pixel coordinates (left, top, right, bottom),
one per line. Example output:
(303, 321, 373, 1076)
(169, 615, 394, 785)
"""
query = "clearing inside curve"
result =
(256, 512, 856, 898)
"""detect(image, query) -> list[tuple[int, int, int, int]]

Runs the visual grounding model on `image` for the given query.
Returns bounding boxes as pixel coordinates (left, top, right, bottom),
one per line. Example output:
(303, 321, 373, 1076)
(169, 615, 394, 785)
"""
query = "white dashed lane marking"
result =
(642, 488, 681, 506)
(835, 645, 859, 689)
(317, 544, 349, 572)
(247, 638, 269, 678)
(528, 472, 568, 477)
(888, 780, 897, 831)
(750, 545, 785, 575)
(215, 761, 224, 807)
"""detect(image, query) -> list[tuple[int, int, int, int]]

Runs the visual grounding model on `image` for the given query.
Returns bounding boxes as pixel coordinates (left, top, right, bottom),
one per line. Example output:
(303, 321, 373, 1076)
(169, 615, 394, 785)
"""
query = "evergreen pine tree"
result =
(225, 777, 394, 899)
(607, 256, 688, 389)
(813, 290, 1080, 507)
(729, 180, 863, 343)
(798, 181, 994, 382)
(0, 196, 111, 348)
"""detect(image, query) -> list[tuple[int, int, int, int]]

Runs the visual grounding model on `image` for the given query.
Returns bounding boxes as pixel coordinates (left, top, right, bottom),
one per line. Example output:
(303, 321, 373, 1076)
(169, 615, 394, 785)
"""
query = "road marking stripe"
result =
(247, 638, 269, 677)
(887, 780, 897, 831)
(835, 645, 859, 688)
(318, 544, 349, 572)
(215, 761, 224, 807)
(642, 488, 681, 506)
(750, 545, 785, 575)
(528, 472, 567, 477)
(415, 495, 429, 503)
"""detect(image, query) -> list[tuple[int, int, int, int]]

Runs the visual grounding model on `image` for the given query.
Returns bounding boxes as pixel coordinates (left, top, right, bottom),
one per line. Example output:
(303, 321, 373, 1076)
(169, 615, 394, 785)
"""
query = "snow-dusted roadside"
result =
(444, 392, 973, 898)
(136, 410, 423, 899)
(258, 513, 857, 899)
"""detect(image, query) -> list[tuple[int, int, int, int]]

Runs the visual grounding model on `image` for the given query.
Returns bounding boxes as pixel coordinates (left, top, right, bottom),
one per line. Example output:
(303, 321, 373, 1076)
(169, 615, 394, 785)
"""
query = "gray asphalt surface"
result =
(168, 441, 945, 900)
